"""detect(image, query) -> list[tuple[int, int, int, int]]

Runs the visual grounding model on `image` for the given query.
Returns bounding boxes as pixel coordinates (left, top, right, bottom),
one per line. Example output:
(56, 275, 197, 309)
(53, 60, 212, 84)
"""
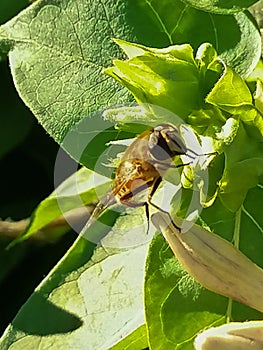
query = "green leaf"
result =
(186, 105, 226, 136)
(252, 80, 263, 135)
(240, 185, 263, 266)
(254, 80, 263, 113)
(181, 0, 258, 14)
(218, 121, 263, 212)
(0, 0, 132, 144)
(124, 1, 261, 77)
(197, 186, 263, 267)
(220, 159, 263, 212)
(108, 325, 148, 350)
(198, 197, 236, 241)
(247, 59, 263, 83)
(145, 234, 227, 350)
(193, 185, 263, 281)
(105, 41, 202, 119)
(206, 65, 253, 112)
(201, 62, 263, 212)
(11, 167, 111, 245)
(0, 208, 151, 350)
(59, 116, 137, 175)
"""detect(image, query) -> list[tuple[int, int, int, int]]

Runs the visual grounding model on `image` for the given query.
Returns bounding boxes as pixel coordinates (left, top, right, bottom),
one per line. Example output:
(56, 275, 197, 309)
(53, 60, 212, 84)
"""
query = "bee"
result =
(83, 123, 202, 234)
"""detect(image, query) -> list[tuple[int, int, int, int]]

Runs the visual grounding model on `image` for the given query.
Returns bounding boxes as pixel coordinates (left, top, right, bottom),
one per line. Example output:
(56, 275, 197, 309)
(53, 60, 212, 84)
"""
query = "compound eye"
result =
(148, 124, 187, 161)
(148, 130, 158, 149)
(148, 129, 172, 161)
(165, 129, 187, 156)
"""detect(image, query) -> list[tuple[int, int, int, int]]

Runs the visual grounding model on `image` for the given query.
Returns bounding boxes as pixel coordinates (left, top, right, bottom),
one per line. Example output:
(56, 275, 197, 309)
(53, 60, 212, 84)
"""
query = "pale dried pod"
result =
(194, 321, 263, 350)
(151, 212, 263, 313)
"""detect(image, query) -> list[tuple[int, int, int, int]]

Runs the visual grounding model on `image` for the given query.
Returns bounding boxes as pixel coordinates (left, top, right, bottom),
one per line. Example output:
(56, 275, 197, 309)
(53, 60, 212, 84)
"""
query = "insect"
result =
(83, 123, 205, 234)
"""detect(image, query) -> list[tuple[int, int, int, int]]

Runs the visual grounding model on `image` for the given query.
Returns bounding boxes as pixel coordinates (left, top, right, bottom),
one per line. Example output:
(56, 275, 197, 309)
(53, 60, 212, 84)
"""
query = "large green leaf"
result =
(125, 0, 261, 77)
(0, 0, 133, 145)
(181, 0, 258, 14)
(197, 186, 263, 266)
(239, 185, 263, 266)
(0, 207, 152, 350)
(108, 325, 148, 350)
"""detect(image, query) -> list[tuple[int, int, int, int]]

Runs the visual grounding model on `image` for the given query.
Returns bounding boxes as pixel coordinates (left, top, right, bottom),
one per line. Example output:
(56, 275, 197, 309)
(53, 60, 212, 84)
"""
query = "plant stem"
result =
(233, 207, 242, 249)
(226, 207, 242, 321)
(0, 205, 94, 243)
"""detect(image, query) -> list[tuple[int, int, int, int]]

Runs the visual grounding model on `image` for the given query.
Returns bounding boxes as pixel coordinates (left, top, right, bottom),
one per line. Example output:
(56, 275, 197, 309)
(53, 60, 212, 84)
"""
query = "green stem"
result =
(226, 207, 242, 322)
(226, 299, 232, 323)
(233, 207, 242, 249)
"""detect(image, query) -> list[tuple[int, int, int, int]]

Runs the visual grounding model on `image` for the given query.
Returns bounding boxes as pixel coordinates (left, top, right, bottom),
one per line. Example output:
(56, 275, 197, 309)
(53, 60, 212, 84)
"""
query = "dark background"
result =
(0, 1, 77, 335)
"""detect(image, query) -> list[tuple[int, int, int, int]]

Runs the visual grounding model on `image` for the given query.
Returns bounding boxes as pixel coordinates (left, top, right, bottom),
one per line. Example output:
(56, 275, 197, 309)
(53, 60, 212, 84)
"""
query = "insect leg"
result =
(120, 200, 151, 234)
(81, 192, 116, 234)
(148, 176, 162, 201)
(148, 177, 181, 232)
(144, 202, 150, 235)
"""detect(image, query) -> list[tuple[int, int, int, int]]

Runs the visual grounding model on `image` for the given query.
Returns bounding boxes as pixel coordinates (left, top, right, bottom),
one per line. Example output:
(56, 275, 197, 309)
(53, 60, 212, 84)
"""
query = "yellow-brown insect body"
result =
(113, 123, 187, 205)
(113, 129, 161, 204)
(83, 123, 187, 232)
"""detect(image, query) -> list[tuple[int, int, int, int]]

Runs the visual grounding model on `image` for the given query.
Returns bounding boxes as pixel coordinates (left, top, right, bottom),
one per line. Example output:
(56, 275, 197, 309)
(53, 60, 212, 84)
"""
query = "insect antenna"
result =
(186, 148, 217, 159)
(179, 125, 217, 159)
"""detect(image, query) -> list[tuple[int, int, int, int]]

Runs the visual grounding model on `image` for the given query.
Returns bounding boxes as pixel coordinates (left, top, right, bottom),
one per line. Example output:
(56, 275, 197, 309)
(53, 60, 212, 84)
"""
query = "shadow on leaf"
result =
(12, 292, 82, 335)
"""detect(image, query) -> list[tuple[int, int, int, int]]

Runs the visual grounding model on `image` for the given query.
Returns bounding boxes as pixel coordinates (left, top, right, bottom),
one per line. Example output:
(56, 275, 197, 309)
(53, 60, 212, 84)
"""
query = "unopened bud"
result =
(194, 321, 263, 350)
(151, 212, 263, 313)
